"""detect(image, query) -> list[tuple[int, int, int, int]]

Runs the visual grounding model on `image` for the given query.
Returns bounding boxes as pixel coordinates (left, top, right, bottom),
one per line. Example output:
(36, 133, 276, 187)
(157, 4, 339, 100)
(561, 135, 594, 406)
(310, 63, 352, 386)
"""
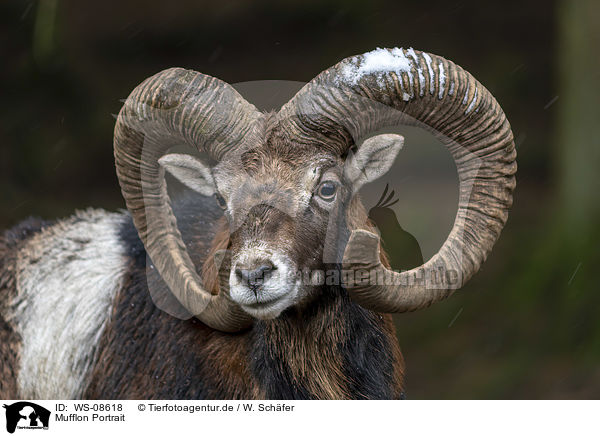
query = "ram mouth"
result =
(236, 289, 298, 320)
(242, 295, 286, 311)
(243, 297, 282, 308)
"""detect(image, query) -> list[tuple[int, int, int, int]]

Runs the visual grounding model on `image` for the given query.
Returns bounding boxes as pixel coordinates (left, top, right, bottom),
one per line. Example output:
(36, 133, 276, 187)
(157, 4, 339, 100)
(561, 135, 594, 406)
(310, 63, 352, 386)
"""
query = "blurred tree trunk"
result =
(557, 0, 600, 246)
(554, 0, 600, 354)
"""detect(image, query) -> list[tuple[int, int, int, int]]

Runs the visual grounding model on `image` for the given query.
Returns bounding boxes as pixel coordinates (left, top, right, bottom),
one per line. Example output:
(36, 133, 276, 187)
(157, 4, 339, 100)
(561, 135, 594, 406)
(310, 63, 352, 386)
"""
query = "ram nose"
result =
(235, 260, 276, 293)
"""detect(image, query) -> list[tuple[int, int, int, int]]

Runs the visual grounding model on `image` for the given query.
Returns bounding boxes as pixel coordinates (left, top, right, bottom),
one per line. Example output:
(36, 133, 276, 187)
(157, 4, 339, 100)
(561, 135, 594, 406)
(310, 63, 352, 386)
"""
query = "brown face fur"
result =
(206, 117, 368, 319)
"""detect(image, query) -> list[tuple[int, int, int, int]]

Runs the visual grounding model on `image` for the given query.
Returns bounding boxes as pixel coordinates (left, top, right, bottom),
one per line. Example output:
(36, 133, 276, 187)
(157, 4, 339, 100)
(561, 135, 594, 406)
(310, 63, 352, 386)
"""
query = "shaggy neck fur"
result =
(251, 284, 404, 399)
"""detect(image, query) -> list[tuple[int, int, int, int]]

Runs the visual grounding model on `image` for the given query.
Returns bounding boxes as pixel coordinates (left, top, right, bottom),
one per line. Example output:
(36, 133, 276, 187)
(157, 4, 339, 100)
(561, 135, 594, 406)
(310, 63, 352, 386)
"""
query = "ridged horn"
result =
(114, 67, 258, 331)
(279, 48, 517, 312)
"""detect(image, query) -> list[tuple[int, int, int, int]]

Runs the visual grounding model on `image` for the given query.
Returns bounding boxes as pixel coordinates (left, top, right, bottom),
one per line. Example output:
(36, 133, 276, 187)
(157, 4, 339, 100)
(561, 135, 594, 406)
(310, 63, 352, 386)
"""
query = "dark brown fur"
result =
(84, 278, 264, 399)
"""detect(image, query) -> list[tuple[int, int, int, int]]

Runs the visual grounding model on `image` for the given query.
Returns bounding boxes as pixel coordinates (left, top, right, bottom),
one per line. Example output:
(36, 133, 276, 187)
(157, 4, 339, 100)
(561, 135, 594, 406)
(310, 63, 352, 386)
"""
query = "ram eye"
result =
(214, 193, 227, 209)
(317, 181, 337, 202)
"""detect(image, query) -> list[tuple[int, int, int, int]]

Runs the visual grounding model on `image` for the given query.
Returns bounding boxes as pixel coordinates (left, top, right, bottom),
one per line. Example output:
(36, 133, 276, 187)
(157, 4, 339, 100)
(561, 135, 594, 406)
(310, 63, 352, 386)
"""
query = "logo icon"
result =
(2, 402, 50, 434)
(367, 183, 423, 272)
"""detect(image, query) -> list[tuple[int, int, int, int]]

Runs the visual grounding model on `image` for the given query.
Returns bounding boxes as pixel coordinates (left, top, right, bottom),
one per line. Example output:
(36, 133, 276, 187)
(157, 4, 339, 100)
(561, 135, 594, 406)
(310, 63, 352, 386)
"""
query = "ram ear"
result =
(344, 134, 404, 191)
(158, 153, 216, 196)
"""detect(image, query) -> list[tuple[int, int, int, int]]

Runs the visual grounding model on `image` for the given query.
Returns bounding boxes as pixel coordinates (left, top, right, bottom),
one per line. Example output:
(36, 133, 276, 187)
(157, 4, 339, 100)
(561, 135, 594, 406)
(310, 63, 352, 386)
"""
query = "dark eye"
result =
(214, 193, 227, 209)
(317, 181, 337, 201)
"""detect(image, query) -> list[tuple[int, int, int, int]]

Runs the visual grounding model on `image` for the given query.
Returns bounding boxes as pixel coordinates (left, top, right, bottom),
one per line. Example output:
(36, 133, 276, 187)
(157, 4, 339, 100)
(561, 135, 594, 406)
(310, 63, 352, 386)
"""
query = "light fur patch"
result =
(8, 209, 129, 399)
(229, 245, 300, 319)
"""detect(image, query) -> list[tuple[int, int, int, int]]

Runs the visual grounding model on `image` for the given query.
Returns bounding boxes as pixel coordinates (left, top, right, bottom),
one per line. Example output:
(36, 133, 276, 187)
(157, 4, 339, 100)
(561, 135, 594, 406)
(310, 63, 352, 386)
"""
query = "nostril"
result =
(235, 268, 245, 282)
(256, 264, 273, 276)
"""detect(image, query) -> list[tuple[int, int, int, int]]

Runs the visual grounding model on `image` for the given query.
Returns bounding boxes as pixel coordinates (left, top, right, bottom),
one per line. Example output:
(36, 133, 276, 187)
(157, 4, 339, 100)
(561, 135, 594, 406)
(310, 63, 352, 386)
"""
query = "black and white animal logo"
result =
(2, 402, 50, 434)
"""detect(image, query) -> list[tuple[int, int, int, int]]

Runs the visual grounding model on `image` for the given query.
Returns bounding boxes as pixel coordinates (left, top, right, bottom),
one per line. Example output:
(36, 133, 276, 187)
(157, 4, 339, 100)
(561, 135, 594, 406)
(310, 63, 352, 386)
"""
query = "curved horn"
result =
(280, 48, 516, 312)
(114, 68, 258, 331)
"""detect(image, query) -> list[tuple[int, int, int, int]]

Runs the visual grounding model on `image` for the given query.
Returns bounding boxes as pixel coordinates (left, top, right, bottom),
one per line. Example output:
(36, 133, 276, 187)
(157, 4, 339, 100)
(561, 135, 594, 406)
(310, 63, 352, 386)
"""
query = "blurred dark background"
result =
(1, 0, 598, 398)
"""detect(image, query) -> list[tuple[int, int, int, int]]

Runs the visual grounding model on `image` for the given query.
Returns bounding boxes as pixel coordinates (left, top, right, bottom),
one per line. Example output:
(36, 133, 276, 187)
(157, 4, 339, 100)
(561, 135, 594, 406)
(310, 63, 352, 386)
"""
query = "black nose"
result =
(235, 262, 276, 290)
